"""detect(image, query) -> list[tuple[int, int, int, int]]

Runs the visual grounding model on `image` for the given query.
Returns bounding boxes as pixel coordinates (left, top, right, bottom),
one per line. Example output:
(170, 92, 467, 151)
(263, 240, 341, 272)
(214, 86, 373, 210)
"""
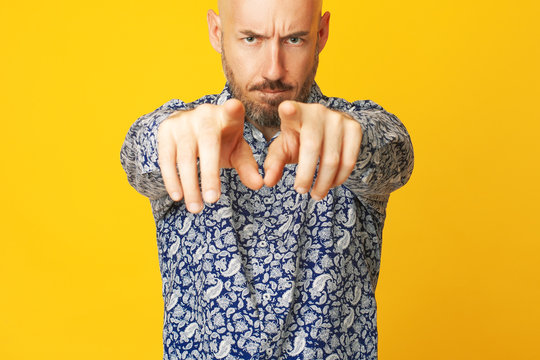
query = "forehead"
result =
(221, 0, 320, 34)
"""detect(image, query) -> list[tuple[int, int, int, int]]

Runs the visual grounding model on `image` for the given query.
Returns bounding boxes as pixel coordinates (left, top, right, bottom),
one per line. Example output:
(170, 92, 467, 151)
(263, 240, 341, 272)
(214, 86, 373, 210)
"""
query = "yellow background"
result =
(1, 0, 538, 359)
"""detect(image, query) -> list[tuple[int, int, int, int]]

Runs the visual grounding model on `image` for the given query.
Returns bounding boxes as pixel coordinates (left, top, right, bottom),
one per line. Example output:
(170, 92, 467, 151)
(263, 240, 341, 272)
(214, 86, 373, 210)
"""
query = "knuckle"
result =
(197, 123, 220, 138)
(194, 118, 221, 136)
(176, 145, 197, 162)
(314, 103, 327, 112)
(195, 103, 215, 114)
(333, 112, 345, 126)
(158, 122, 174, 141)
(168, 109, 184, 120)
(347, 118, 362, 133)
(345, 159, 356, 172)
(331, 158, 356, 186)
(161, 112, 196, 140)
(324, 110, 343, 128)
(302, 141, 321, 154)
(322, 153, 340, 169)
(166, 110, 189, 127)
(158, 118, 171, 133)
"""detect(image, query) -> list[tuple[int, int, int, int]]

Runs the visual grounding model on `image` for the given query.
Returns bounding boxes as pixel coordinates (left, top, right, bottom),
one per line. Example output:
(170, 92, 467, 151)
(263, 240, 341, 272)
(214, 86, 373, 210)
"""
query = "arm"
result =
(339, 100, 414, 198)
(120, 96, 263, 220)
(263, 99, 414, 208)
(120, 99, 191, 221)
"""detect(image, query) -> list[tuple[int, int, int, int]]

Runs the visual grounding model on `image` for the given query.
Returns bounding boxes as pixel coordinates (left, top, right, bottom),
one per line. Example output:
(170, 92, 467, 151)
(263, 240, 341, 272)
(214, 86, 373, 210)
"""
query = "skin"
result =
(157, 0, 362, 213)
(214, 0, 323, 136)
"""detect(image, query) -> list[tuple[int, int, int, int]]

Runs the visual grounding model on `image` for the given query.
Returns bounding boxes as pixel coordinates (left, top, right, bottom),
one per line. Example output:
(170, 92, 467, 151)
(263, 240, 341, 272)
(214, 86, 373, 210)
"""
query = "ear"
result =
(317, 11, 330, 53)
(207, 9, 222, 53)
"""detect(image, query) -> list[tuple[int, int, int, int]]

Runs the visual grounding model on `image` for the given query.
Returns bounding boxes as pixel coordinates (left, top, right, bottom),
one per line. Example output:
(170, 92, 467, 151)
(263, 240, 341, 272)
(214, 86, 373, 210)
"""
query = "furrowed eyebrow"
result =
(239, 30, 265, 38)
(238, 30, 310, 39)
(281, 31, 310, 40)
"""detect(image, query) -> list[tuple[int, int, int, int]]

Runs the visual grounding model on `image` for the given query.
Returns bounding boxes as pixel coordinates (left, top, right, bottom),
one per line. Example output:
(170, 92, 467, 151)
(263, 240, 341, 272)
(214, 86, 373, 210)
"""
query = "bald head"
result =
(206, 0, 330, 129)
(212, 0, 327, 52)
(217, 0, 323, 18)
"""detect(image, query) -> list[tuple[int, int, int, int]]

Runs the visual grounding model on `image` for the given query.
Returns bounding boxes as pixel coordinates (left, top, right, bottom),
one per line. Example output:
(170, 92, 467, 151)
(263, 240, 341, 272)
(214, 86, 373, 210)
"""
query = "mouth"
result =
(258, 88, 288, 93)
(254, 90, 291, 105)
(257, 87, 294, 97)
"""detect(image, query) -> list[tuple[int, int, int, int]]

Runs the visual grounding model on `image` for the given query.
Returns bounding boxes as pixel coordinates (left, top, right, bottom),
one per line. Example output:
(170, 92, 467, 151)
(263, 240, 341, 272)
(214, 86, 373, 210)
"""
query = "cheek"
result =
(234, 66, 257, 91)
(284, 51, 315, 79)
(228, 51, 259, 84)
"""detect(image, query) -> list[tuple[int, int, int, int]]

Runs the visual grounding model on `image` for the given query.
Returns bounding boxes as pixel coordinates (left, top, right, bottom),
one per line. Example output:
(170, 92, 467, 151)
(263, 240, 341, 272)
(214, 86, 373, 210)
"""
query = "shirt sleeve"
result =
(340, 100, 414, 200)
(120, 99, 190, 220)
(322, 97, 413, 215)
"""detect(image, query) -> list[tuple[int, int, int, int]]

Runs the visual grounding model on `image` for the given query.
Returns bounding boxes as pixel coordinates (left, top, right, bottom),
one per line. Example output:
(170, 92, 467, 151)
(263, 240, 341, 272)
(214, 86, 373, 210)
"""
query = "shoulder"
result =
(158, 85, 233, 111)
(157, 94, 220, 112)
(309, 83, 386, 112)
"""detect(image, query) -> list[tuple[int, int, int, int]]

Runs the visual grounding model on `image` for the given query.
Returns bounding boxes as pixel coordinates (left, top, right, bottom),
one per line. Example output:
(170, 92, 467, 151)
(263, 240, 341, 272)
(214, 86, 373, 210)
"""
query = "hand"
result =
(157, 99, 264, 213)
(263, 101, 362, 200)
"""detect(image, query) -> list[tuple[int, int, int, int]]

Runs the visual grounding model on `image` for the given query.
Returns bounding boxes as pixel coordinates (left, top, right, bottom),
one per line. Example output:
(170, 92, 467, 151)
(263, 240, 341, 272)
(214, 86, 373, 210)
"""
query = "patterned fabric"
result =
(120, 83, 414, 360)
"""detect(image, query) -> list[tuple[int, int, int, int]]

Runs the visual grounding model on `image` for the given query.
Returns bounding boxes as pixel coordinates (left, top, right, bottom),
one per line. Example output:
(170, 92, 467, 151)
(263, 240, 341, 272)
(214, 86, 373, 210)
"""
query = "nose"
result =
(262, 40, 286, 81)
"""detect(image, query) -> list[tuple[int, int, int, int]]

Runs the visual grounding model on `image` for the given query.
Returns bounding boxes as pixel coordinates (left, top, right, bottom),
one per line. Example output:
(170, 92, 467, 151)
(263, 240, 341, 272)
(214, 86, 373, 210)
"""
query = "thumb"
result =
(223, 99, 263, 190)
(263, 136, 289, 187)
(231, 139, 264, 191)
(264, 101, 304, 187)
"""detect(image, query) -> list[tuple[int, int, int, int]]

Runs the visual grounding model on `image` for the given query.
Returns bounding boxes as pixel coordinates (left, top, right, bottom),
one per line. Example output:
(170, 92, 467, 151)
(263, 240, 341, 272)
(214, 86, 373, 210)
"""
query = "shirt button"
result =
(263, 293, 271, 301)
(259, 240, 268, 248)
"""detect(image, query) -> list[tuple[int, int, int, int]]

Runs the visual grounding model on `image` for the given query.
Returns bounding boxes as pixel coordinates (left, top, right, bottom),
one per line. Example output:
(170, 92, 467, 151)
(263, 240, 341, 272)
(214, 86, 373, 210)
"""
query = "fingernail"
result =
(171, 192, 180, 201)
(296, 187, 308, 194)
(188, 202, 203, 213)
(204, 190, 219, 203)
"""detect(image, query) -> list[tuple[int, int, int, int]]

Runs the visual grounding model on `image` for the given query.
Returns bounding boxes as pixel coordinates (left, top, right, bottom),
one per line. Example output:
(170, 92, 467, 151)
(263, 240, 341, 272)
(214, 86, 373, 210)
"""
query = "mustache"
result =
(248, 80, 293, 92)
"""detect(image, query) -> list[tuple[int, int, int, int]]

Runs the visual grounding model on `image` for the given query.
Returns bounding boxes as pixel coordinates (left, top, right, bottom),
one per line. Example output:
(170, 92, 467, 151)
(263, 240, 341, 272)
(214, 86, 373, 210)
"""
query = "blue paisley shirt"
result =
(120, 83, 414, 360)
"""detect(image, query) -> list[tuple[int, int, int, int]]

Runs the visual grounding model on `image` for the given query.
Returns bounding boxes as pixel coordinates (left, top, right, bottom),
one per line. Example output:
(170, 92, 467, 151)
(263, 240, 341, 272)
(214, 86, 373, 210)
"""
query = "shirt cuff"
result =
(137, 99, 190, 175)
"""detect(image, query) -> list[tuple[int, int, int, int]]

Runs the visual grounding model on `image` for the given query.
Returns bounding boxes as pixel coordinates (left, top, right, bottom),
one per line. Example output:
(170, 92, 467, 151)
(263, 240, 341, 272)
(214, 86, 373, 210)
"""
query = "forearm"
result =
(345, 103, 414, 196)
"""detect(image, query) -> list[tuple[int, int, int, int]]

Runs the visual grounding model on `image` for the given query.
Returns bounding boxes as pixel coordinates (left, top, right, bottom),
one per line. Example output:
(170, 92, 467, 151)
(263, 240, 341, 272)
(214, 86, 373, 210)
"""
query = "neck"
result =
(247, 119, 280, 142)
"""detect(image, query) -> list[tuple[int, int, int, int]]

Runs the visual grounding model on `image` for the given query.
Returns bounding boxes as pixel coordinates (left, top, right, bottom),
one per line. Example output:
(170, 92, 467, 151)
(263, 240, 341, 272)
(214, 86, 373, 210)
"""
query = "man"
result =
(120, 0, 414, 358)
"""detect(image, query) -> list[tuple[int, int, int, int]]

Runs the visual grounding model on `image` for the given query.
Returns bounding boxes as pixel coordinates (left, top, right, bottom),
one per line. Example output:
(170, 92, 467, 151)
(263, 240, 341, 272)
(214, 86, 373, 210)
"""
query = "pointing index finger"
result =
(221, 99, 245, 128)
(278, 100, 302, 131)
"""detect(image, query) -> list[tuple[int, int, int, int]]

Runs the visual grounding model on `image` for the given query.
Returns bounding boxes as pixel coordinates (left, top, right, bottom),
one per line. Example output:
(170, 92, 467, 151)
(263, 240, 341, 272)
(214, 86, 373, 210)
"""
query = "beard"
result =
(221, 44, 319, 129)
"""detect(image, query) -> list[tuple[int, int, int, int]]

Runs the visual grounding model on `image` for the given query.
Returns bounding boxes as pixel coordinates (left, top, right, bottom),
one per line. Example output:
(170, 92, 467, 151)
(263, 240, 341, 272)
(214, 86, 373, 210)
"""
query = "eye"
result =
(287, 37, 302, 45)
(243, 36, 257, 44)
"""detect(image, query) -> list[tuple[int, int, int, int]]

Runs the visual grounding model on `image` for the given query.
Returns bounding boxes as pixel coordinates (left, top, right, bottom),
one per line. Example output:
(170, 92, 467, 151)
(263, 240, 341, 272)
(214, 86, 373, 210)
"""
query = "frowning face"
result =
(208, 0, 330, 128)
